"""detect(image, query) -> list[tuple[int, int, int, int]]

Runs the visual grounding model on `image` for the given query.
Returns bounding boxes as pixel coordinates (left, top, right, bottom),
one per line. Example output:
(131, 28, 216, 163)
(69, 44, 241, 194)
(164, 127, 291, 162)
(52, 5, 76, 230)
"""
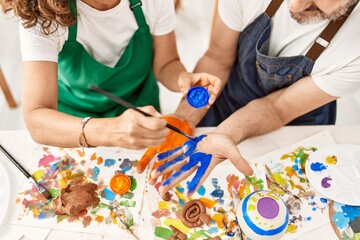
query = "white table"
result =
(1, 125, 359, 240)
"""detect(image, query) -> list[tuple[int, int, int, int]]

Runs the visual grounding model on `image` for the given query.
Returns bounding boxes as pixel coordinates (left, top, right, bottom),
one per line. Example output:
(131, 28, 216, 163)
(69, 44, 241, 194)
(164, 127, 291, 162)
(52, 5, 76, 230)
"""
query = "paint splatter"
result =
(104, 159, 116, 167)
(321, 177, 332, 188)
(310, 162, 327, 172)
(14, 146, 143, 232)
(325, 155, 337, 165)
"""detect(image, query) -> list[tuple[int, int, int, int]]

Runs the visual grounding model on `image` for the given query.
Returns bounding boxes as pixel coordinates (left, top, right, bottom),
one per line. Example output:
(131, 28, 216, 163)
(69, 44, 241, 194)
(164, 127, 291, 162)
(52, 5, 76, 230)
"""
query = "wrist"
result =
(79, 117, 96, 151)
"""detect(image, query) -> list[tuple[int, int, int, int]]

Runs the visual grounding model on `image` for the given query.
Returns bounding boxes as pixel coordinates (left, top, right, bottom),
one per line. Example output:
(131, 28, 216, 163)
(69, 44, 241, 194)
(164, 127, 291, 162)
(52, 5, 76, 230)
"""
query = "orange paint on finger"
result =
(138, 147, 157, 173)
(110, 174, 131, 194)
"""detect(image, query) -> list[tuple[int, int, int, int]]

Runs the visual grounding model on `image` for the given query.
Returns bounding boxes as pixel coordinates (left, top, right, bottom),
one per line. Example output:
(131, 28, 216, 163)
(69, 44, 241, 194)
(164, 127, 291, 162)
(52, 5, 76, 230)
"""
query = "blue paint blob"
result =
(320, 198, 328, 204)
(104, 158, 116, 167)
(207, 226, 218, 234)
(102, 188, 116, 201)
(92, 166, 100, 181)
(341, 205, 360, 221)
(210, 189, 224, 198)
(333, 212, 350, 229)
(310, 162, 327, 172)
(197, 185, 206, 196)
(175, 185, 185, 194)
(120, 158, 133, 172)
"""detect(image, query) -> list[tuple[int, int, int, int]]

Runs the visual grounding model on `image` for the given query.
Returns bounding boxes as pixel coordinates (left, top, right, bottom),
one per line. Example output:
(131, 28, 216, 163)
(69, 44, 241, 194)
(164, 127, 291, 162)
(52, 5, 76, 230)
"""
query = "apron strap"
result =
(68, 0, 78, 41)
(129, 0, 147, 28)
(265, 0, 283, 18)
(306, 1, 358, 61)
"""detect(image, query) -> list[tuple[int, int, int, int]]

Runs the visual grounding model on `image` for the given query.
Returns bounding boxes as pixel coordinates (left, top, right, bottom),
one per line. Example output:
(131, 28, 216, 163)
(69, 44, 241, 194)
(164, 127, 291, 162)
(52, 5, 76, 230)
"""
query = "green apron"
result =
(57, 0, 160, 118)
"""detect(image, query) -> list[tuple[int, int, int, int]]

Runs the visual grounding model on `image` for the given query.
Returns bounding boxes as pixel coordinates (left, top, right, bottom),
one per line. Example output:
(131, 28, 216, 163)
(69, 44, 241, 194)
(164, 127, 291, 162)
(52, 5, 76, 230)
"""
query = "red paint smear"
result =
(151, 209, 171, 218)
(155, 182, 161, 191)
(38, 154, 55, 167)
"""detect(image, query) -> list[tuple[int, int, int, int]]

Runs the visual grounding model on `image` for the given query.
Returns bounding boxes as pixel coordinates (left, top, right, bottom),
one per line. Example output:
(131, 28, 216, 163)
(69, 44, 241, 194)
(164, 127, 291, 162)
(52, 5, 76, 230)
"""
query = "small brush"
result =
(90, 85, 196, 141)
(0, 145, 52, 200)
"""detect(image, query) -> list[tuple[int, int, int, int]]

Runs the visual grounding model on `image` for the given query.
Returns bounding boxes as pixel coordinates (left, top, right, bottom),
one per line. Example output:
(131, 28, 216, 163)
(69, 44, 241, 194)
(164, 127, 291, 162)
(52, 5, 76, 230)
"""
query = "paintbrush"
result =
(264, 164, 302, 203)
(0, 145, 52, 200)
(90, 85, 196, 141)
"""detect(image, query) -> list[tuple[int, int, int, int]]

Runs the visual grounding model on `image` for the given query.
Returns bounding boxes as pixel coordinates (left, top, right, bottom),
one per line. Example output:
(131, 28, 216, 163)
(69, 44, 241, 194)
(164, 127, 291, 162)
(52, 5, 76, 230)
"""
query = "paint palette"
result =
(306, 144, 360, 206)
(0, 160, 11, 225)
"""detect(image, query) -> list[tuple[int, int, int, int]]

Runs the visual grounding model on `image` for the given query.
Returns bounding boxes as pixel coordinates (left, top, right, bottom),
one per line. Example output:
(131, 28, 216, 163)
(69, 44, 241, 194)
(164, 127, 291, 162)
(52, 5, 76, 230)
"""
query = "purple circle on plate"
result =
(257, 197, 280, 219)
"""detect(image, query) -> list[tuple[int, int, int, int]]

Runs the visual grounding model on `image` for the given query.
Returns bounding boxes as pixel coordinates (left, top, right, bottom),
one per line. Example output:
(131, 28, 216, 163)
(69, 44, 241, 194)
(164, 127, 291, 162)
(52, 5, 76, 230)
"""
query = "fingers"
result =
(151, 154, 186, 179)
(178, 72, 193, 95)
(159, 165, 198, 195)
(137, 147, 157, 174)
(138, 106, 163, 117)
(227, 144, 254, 176)
(186, 153, 212, 196)
(116, 108, 169, 148)
(178, 72, 222, 100)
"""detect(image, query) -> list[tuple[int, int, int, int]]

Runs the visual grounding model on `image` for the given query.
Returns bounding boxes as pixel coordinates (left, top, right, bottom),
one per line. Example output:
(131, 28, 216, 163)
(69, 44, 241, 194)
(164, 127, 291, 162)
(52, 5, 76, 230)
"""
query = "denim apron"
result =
(57, 0, 160, 118)
(199, 0, 337, 126)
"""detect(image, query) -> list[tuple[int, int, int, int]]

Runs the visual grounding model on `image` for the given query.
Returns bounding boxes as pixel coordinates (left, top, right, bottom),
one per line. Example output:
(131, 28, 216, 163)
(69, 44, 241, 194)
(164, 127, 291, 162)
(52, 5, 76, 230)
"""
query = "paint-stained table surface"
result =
(0, 125, 360, 240)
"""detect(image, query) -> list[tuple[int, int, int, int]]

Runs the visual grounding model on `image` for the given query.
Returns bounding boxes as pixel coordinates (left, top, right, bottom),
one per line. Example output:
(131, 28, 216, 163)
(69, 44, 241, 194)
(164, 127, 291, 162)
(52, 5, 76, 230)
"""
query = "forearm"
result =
(24, 108, 112, 148)
(213, 97, 285, 144)
(156, 59, 186, 92)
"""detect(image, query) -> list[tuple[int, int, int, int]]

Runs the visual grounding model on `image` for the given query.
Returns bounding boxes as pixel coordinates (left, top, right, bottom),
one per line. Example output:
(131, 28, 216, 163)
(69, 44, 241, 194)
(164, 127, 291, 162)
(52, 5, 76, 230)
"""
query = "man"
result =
(151, 0, 360, 196)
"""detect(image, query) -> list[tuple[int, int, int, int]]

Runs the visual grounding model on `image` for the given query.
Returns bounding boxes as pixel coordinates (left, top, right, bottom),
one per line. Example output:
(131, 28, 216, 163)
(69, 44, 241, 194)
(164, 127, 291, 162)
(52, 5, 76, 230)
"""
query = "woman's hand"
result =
(178, 72, 222, 108)
(150, 132, 254, 197)
(110, 106, 169, 149)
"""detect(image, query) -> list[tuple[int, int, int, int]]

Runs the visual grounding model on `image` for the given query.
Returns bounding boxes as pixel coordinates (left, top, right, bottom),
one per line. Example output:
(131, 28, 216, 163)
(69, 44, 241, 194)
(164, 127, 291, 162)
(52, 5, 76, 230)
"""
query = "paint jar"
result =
(236, 190, 289, 240)
(186, 86, 210, 108)
(110, 174, 131, 195)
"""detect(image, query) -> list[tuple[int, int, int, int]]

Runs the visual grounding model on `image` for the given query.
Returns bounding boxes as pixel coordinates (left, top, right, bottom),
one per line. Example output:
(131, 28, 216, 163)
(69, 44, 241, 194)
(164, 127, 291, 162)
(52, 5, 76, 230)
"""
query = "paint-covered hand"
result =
(150, 133, 254, 196)
(136, 115, 193, 180)
(178, 72, 222, 108)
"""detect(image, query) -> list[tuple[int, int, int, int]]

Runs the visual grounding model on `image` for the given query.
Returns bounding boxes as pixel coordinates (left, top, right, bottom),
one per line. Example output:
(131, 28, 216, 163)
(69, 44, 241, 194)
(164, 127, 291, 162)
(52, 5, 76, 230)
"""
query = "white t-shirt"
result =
(19, 0, 176, 67)
(218, 0, 360, 97)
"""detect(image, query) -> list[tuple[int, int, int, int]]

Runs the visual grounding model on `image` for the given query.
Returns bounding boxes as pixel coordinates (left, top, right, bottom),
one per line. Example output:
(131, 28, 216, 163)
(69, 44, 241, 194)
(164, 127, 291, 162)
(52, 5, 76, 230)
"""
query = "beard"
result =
(289, 0, 358, 24)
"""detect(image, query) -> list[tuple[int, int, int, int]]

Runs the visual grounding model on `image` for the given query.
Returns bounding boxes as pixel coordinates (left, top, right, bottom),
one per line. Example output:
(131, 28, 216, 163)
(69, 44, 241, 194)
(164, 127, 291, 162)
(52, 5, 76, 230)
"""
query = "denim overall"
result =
(199, 1, 337, 126)
(57, 0, 159, 118)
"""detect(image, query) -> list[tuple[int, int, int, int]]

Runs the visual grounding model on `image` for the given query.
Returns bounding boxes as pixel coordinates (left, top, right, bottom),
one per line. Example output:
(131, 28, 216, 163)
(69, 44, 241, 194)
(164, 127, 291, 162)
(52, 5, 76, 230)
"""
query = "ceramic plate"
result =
(305, 144, 360, 206)
(0, 160, 11, 225)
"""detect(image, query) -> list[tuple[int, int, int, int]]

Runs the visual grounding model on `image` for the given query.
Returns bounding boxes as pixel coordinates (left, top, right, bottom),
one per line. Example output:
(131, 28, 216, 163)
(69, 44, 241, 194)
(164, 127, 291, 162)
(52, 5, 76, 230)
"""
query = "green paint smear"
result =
(122, 192, 134, 199)
(91, 202, 110, 214)
(188, 229, 211, 240)
(130, 177, 137, 191)
(49, 188, 60, 198)
(120, 200, 136, 207)
(245, 175, 264, 189)
(154, 226, 173, 239)
(127, 214, 134, 227)
(99, 202, 110, 209)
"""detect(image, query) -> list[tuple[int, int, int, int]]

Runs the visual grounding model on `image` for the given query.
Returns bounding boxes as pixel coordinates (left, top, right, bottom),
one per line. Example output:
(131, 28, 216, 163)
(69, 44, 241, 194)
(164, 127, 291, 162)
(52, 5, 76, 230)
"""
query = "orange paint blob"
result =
(110, 174, 131, 194)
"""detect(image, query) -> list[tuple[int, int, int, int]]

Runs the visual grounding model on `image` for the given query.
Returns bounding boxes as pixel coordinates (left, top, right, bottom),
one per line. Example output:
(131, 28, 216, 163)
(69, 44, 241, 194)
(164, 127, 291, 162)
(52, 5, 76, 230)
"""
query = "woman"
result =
(4, 0, 221, 149)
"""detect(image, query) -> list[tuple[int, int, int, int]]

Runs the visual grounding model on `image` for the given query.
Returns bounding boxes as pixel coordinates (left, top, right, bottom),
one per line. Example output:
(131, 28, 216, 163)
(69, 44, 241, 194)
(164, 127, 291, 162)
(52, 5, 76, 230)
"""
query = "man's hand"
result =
(150, 133, 254, 197)
(136, 115, 193, 186)
(178, 72, 222, 108)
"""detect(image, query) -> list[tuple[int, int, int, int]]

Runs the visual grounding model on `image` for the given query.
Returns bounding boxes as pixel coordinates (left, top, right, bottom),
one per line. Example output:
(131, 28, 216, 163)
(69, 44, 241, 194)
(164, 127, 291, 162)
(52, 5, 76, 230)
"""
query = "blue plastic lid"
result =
(186, 86, 210, 108)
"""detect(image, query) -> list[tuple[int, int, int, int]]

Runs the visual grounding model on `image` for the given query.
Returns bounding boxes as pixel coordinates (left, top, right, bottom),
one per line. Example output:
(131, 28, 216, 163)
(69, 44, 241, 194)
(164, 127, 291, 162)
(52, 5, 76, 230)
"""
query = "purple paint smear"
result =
(257, 197, 279, 219)
(321, 177, 332, 188)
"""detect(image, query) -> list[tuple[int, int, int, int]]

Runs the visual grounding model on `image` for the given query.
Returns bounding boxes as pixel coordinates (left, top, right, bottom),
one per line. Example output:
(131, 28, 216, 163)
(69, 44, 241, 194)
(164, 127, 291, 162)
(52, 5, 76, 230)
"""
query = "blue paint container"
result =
(186, 86, 210, 108)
